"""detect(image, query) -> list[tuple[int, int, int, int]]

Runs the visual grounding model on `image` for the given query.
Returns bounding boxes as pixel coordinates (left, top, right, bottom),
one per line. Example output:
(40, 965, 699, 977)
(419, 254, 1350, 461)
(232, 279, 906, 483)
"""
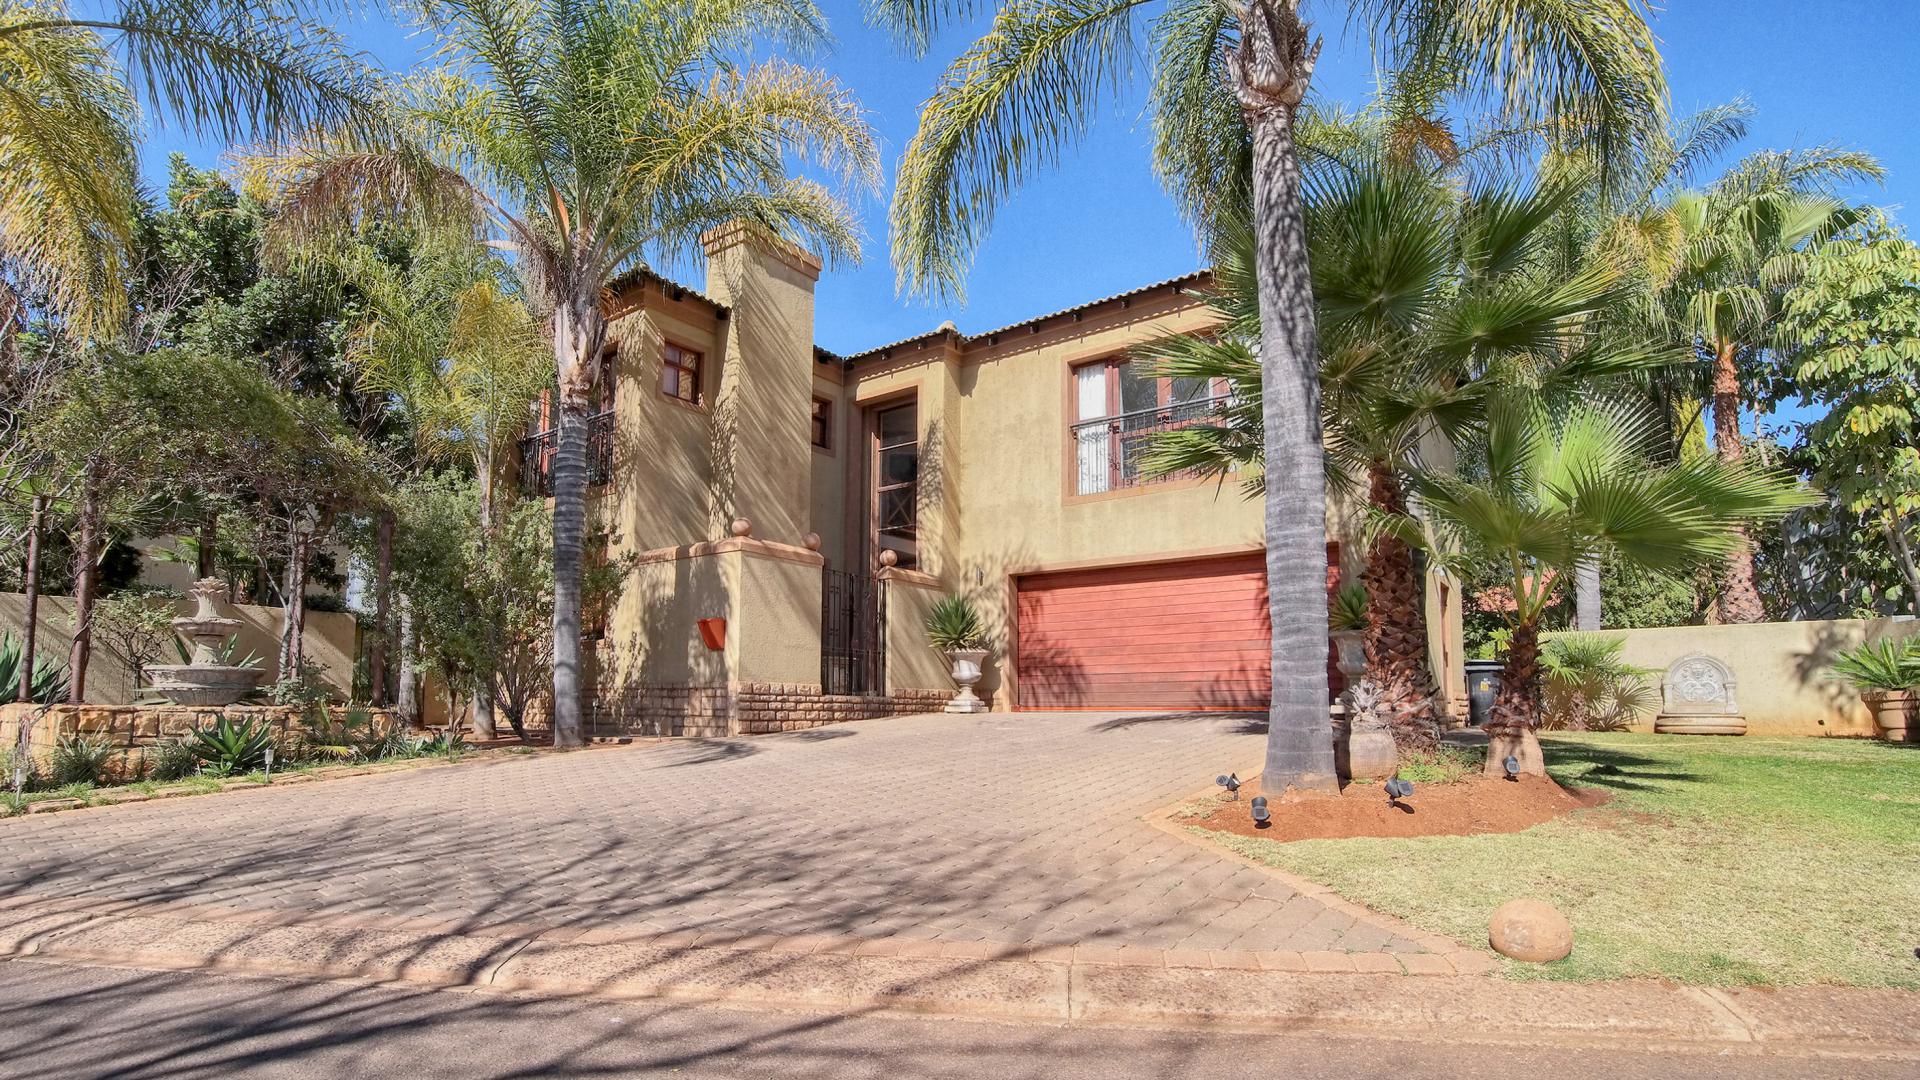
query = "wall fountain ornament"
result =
(146, 578, 265, 706)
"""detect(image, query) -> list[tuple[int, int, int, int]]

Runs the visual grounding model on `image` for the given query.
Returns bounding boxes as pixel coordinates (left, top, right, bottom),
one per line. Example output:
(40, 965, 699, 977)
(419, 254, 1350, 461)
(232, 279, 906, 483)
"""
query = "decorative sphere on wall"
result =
(803, 532, 822, 551)
(729, 517, 752, 538)
(878, 549, 899, 568)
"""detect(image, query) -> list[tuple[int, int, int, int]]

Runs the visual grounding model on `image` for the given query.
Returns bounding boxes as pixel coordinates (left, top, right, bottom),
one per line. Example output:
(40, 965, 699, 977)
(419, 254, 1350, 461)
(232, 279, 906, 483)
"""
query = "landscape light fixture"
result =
(1250, 795, 1270, 827)
(1385, 777, 1414, 810)
(263, 745, 274, 783)
(1215, 773, 1242, 799)
(1503, 755, 1521, 782)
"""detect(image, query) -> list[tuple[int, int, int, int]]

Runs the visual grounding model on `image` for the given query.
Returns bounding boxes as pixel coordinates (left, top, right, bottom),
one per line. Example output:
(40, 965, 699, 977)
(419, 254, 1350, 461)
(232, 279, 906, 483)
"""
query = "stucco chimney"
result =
(699, 221, 822, 544)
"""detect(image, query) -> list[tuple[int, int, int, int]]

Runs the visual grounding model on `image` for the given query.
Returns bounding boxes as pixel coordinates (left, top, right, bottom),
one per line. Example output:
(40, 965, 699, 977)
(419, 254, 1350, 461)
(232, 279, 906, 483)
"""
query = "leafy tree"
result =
(0, 0, 382, 334)
(1139, 151, 1665, 748)
(259, 0, 880, 747)
(1644, 147, 1882, 621)
(1407, 399, 1809, 774)
(887, 0, 1666, 792)
(1778, 218, 1920, 615)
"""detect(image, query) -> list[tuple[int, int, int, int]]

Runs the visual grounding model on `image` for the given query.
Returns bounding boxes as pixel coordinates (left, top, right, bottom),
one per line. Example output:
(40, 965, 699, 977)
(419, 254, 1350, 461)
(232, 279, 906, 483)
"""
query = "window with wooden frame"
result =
(872, 402, 918, 570)
(1070, 358, 1230, 495)
(811, 396, 833, 450)
(592, 345, 617, 414)
(659, 342, 702, 405)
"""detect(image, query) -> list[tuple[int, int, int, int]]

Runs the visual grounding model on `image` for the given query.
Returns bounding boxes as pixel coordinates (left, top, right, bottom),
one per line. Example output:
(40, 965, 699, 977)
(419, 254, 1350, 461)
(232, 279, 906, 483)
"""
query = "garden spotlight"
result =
(1215, 772, 1241, 799)
(1385, 777, 1414, 809)
(1503, 755, 1521, 781)
(1250, 795, 1270, 827)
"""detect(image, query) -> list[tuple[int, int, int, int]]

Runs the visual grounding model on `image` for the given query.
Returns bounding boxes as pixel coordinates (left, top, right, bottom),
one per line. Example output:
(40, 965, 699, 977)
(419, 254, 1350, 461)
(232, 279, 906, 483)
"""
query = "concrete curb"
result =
(1, 899, 1915, 1057)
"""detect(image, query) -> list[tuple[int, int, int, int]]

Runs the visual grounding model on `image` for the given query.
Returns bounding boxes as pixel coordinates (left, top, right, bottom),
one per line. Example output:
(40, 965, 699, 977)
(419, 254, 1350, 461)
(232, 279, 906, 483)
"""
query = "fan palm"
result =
(1406, 398, 1811, 773)
(0, 0, 382, 333)
(887, 0, 1665, 792)
(1647, 147, 1882, 622)
(1139, 154, 1669, 748)
(256, 0, 880, 746)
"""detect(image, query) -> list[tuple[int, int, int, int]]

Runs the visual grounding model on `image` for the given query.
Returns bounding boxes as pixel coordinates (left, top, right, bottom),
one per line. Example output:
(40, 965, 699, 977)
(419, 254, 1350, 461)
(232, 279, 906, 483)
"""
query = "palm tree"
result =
(1407, 398, 1810, 773)
(1645, 147, 1882, 622)
(887, 0, 1665, 792)
(1141, 155, 1667, 749)
(0, 0, 381, 333)
(260, 0, 879, 746)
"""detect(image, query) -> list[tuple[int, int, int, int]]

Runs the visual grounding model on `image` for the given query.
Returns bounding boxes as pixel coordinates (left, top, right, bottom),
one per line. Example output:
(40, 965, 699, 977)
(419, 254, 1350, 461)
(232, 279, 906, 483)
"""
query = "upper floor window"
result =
(811, 396, 834, 450)
(873, 402, 918, 570)
(661, 342, 702, 405)
(1071, 359, 1229, 495)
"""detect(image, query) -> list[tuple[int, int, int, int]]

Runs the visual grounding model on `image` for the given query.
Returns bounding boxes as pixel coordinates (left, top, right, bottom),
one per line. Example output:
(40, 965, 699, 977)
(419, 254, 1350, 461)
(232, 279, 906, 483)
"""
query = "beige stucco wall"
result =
(841, 290, 1369, 706)
(1569, 618, 1920, 737)
(882, 571, 954, 697)
(730, 548, 826, 686)
(605, 284, 725, 553)
(0, 591, 356, 705)
(809, 366, 851, 571)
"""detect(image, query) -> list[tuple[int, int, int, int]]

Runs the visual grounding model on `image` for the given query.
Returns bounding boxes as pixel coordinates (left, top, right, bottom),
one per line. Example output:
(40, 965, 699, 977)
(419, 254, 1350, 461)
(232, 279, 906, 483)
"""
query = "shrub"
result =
(1330, 583, 1368, 632)
(302, 704, 378, 760)
(49, 734, 118, 786)
(0, 631, 70, 704)
(146, 737, 199, 782)
(1541, 634, 1656, 731)
(1395, 745, 1484, 784)
(1828, 637, 1920, 693)
(925, 595, 986, 651)
(189, 715, 274, 775)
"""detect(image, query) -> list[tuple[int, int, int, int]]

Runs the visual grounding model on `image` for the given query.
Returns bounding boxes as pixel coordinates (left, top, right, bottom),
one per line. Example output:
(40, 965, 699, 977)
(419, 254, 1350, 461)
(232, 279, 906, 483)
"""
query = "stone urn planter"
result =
(1330, 629, 1366, 683)
(943, 648, 990, 714)
(1333, 679, 1396, 782)
(1863, 689, 1914, 742)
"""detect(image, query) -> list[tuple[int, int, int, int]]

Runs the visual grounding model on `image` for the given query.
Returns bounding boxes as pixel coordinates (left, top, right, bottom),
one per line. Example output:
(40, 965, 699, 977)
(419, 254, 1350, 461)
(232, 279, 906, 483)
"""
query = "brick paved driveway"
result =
(0, 713, 1426, 956)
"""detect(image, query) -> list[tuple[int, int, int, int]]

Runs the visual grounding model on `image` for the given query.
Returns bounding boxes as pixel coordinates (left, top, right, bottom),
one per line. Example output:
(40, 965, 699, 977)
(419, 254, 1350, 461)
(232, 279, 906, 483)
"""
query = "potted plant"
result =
(1329, 583, 1368, 681)
(1829, 637, 1920, 741)
(926, 595, 990, 714)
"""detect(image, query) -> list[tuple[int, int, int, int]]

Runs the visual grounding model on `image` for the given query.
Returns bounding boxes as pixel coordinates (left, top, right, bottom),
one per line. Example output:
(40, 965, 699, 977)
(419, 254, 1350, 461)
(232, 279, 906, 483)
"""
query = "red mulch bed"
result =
(1190, 774, 1607, 842)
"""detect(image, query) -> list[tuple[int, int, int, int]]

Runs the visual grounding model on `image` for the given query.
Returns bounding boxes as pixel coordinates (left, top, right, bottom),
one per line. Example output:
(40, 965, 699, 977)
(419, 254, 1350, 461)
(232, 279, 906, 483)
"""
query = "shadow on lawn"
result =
(1543, 740, 1704, 794)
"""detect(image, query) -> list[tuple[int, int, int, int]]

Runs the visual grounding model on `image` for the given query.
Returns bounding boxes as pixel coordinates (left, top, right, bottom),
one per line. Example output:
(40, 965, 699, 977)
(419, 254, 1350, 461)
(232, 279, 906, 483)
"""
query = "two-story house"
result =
(516, 223, 1465, 738)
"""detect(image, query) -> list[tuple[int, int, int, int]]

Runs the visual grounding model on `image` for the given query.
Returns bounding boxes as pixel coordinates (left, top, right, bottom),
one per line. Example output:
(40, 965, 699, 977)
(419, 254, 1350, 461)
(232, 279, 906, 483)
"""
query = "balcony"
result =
(519, 409, 615, 497)
(1071, 394, 1231, 495)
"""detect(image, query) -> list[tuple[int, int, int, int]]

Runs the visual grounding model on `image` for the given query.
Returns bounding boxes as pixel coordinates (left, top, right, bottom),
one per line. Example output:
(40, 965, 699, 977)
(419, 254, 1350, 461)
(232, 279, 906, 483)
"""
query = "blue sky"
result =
(133, 1, 1920, 361)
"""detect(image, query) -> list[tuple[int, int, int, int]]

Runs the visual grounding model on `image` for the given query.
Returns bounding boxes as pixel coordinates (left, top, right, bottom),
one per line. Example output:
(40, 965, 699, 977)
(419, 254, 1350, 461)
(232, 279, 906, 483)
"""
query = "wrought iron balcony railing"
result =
(519, 409, 616, 497)
(1070, 394, 1231, 495)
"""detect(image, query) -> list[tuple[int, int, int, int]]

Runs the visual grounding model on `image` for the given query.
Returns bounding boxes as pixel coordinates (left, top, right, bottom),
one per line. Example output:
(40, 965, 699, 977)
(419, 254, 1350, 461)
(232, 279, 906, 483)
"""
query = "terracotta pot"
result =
(1864, 689, 1914, 742)
(943, 648, 990, 714)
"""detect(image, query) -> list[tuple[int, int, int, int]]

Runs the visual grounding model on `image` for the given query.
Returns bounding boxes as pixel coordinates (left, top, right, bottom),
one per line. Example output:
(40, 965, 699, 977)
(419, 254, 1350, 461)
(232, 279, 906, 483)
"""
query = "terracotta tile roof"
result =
(606, 267, 728, 316)
(836, 270, 1211, 365)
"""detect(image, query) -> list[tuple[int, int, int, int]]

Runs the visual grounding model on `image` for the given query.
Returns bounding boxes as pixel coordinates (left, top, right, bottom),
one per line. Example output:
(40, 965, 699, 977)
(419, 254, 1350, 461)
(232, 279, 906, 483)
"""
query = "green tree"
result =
(1646, 147, 1882, 621)
(1407, 399, 1809, 773)
(262, 0, 880, 747)
(1778, 218, 1920, 615)
(887, 0, 1665, 792)
(0, 0, 382, 334)
(1140, 154, 1665, 748)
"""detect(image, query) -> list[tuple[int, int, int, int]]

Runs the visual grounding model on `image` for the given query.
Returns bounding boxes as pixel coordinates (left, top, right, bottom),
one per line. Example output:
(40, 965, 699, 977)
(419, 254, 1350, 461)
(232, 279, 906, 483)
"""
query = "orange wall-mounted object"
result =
(697, 617, 727, 652)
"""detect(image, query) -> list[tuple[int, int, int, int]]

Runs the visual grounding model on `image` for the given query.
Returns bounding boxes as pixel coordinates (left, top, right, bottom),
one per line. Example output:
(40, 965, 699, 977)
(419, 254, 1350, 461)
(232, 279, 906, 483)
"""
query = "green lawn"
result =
(1203, 733, 1920, 988)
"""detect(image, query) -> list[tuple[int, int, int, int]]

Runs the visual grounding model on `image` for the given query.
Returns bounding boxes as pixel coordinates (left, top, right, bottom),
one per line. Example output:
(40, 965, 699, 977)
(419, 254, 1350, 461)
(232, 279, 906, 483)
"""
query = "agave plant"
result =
(1828, 638, 1920, 693)
(925, 596, 987, 652)
(0, 631, 70, 704)
(189, 715, 273, 775)
(1330, 584, 1369, 633)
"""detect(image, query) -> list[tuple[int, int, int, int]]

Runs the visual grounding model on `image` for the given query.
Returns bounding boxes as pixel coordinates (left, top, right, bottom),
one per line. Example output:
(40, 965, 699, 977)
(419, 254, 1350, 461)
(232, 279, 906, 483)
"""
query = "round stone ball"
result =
(878, 549, 899, 568)
(729, 517, 752, 538)
(802, 532, 822, 551)
(1488, 898, 1573, 963)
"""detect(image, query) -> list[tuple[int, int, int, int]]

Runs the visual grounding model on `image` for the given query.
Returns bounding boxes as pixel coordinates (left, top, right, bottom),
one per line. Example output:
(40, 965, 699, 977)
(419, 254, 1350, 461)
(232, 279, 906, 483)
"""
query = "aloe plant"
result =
(1330, 584, 1369, 632)
(189, 715, 274, 774)
(1829, 638, 1920, 693)
(925, 595, 987, 652)
(0, 631, 70, 704)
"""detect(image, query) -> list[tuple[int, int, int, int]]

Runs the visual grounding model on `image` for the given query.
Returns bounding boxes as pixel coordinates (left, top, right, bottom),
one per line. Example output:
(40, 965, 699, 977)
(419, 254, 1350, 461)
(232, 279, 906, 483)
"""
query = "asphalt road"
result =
(0, 959, 1906, 1080)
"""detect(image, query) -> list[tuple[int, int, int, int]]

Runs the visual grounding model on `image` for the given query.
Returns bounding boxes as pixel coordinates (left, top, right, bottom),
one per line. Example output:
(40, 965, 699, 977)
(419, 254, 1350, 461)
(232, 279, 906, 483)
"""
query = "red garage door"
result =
(1013, 551, 1341, 711)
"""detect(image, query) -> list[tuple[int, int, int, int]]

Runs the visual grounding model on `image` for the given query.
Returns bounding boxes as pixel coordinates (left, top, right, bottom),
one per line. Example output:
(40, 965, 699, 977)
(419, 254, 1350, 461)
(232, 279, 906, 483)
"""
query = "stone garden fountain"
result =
(146, 577, 265, 706)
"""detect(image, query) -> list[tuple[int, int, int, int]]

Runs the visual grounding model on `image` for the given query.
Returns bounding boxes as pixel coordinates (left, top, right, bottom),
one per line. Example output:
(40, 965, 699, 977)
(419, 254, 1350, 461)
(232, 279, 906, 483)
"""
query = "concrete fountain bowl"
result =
(148, 577, 267, 707)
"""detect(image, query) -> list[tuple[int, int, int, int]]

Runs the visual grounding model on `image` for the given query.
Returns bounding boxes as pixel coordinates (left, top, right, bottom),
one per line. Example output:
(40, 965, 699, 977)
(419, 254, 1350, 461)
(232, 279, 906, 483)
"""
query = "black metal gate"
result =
(822, 568, 885, 695)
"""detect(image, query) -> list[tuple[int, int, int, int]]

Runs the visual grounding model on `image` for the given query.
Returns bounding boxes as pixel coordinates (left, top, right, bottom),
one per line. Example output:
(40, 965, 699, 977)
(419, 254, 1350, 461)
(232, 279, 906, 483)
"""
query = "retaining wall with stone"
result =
(583, 682, 953, 738)
(0, 702, 407, 781)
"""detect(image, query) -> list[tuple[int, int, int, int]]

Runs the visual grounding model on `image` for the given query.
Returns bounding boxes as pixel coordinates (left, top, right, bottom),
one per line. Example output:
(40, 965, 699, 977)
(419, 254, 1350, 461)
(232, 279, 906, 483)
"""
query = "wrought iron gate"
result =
(821, 568, 885, 695)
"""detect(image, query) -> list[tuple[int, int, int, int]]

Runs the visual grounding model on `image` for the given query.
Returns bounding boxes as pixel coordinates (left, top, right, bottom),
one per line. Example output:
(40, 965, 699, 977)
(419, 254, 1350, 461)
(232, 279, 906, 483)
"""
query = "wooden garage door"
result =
(1015, 554, 1274, 710)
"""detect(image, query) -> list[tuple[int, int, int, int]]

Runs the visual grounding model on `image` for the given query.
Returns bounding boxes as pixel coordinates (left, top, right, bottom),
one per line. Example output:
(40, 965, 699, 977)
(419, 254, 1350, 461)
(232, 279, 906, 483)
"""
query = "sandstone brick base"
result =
(0, 703, 406, 780)
(585, 682, 953, 738)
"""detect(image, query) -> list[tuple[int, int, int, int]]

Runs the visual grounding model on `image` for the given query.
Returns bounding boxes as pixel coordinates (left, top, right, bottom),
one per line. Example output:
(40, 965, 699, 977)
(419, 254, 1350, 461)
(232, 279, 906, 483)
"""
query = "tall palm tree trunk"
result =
(1709, 340, 1764, 622)
(370, 512, 393, 706)
(1361, 464, 1438, 748)
(549, 291, 607, 749)
(1233, 0, 1336, 793)
(1574, 559, 1602, 629)
(396, 596, 419, 726)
